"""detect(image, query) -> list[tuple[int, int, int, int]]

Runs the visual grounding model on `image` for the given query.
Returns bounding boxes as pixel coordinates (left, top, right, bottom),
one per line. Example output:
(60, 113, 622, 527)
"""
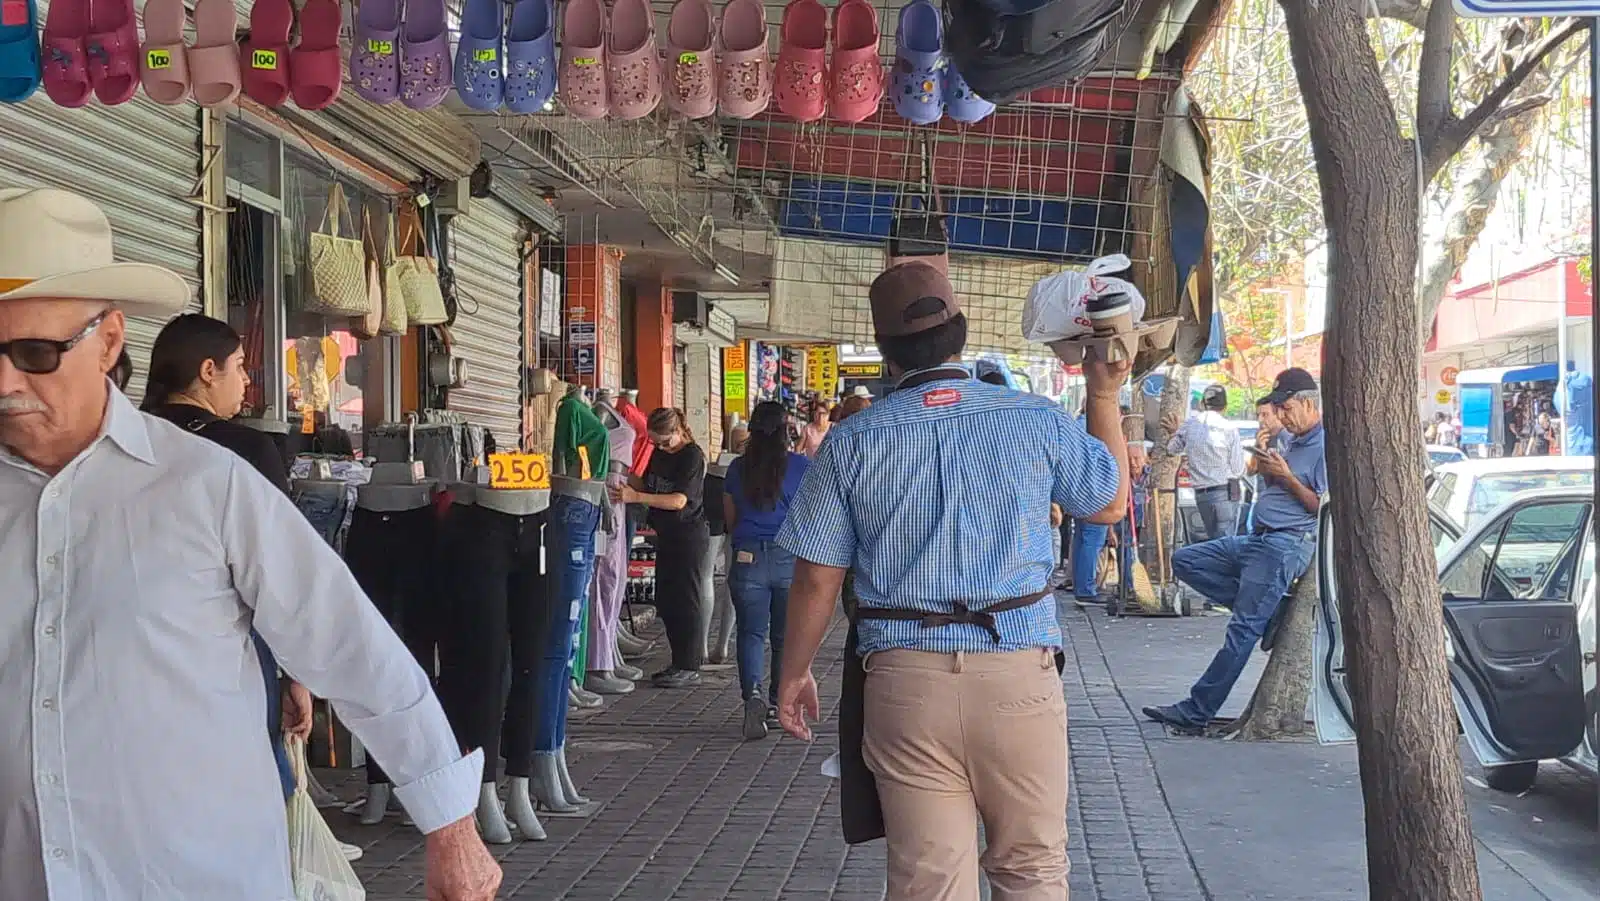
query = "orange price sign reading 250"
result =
(489, 453, 550, 491)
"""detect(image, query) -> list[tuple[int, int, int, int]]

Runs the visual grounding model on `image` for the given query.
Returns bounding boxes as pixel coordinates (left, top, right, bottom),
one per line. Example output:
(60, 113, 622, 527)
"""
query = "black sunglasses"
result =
(0, 311, 108, 375)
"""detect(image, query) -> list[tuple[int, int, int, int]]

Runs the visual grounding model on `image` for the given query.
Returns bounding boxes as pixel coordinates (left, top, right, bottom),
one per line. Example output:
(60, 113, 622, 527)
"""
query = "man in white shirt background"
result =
(1163, 384, 1246, 542)
(0, 188, 500, 900)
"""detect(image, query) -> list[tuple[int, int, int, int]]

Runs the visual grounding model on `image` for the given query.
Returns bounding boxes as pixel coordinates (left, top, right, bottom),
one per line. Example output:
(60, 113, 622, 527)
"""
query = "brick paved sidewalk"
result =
(327, 597, 1211, 900)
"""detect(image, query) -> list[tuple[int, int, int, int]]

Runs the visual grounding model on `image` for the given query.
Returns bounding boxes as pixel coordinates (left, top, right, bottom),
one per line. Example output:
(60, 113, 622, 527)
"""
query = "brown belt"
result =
(853, 589, 1052, 644)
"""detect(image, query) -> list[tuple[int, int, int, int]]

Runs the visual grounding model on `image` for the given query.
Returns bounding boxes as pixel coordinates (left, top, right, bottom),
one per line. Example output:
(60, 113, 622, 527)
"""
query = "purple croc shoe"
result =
(401, 0, 453, 109)
(350, 0, 402, 103)
(454, 0, 504, 110)
(892, 0, 944, 125)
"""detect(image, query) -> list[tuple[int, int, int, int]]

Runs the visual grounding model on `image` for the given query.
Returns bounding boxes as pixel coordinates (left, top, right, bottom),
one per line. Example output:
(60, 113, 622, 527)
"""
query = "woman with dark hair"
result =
(142, 314, 310, 802)
(721, 401, 810, 739)
(618, 408, 709, 688)
(109, 349, 133, 392)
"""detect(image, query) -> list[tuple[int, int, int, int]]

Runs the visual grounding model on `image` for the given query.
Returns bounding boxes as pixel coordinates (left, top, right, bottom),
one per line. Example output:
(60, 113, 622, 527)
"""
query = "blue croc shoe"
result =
(503, 0, 556, 114)
(0, 0, 42, 103)
(892, 0, 944, 125)
(454, 0, 505, 110)
(945, 63, 995, 124)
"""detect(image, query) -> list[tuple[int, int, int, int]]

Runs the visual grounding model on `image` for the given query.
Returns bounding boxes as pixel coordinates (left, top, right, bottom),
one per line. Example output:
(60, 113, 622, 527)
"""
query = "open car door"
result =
(1312, 494, 1590, 791)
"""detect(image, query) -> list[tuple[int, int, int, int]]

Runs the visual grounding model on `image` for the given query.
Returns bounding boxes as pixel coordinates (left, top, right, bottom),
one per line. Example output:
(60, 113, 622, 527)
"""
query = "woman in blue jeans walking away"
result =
(721, 402, 810, 740)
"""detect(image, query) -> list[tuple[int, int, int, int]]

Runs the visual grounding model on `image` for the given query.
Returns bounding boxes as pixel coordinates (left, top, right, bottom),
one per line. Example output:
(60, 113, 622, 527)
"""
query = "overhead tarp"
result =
(1457, 364, 1560, 385)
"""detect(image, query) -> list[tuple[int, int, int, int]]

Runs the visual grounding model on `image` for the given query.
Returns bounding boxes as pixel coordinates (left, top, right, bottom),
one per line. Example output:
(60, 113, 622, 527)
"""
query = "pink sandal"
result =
(137, 0, 188, 104)
(663, 0, 715, 119)
(717, 0, 769, 119)
(86, 0, 138, 104)
(40, 0, 91, 107)
(774, 0, 826, 122)
(558, 0, 607, 119)
(606, 0, 661, 120)
(828, 0, 883, 124)
(290, 0, 343, 109)
(188, 0, 241, 108)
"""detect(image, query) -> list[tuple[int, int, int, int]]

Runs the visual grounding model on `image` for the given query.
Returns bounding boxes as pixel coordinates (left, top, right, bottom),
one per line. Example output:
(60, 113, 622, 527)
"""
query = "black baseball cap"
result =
(1201, 384, 1227, 409)
(1264, 368, 1318, 405)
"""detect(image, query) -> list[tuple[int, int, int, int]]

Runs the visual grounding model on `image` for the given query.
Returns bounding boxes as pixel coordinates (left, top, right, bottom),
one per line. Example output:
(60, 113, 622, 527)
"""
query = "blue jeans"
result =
(728, 541, 795, 703)
(536, 494, 601, 753)
(1072, 520, 1108, 599)
(1169, 531, 1317, 724)
(1193, 487, 1240, 542)
(253, 631, 294, 800)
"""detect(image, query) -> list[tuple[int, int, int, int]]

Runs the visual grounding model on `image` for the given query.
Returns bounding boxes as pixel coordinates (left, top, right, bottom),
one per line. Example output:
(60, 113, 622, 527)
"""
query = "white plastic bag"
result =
(1020, 253, 1147, 344)
(286, 737, 366, 901)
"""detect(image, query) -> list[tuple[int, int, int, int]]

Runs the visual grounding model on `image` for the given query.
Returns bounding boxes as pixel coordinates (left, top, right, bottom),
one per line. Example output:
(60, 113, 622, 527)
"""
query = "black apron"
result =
(837, 365, 1064, 844)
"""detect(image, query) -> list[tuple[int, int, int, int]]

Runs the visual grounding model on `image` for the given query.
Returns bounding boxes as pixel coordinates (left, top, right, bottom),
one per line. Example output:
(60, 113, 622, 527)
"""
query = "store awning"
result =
(1456, 363, 1559, 385)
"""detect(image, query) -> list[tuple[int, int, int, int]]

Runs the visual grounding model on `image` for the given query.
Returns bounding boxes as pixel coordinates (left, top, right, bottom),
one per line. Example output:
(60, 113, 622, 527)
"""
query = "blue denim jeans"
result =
(728, 542, 795, 703)
(1072, 520, 1108, 600)
(536, 494, 601, 753)
(1193, 487, 1240, 543)
(253, 631, 294, 800)
(1169, 530, 1317, 724)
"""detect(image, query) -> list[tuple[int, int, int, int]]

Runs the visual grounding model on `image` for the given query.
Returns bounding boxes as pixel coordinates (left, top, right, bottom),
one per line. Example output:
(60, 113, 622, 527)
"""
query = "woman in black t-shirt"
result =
(619, 408, 709, 688)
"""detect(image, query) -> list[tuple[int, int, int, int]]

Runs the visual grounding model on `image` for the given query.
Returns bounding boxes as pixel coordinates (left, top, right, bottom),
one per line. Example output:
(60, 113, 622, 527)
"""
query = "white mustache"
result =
(0, 396, 47, 414)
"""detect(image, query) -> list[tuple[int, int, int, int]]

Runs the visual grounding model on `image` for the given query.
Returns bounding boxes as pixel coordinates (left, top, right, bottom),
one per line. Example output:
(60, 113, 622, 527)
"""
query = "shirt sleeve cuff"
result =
(391, 748, 485, 834)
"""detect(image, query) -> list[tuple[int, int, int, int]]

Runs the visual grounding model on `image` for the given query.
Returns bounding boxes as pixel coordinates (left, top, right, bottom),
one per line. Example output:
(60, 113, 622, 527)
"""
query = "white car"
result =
(1426, 456, 1593, 531)
(1425, 444, 1467, 468)
(1311, 487, 1597, 795)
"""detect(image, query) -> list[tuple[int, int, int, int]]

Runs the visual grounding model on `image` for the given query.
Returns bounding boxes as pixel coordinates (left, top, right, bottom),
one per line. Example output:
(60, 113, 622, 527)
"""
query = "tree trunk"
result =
(1230, 570, 1317, 739)
(1280, 1, 1483, 899)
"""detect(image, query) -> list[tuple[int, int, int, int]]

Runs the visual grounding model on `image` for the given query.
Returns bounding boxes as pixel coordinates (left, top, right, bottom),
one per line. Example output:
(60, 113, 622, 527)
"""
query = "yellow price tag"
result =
(251, 49, 279, 70)
(299, 406, 316, 435)
(146, 49, 172, 69)
(577, 446, 592, 480)
(474, 48, 497, 62)
(366, 38, 394, 55)
(489, 453, 550, 491)
(678, 51, 700, 65)
(573, 56, 598, 67)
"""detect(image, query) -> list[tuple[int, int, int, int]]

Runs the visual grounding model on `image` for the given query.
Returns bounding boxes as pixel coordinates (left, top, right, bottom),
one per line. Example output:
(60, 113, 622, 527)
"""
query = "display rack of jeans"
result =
(289, 457, 368, 551)
(703, 455, 736, 663)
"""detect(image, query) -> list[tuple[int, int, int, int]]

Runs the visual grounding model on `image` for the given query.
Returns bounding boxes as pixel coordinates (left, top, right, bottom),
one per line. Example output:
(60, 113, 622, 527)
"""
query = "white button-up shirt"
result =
(1166, 409, 1246, 489)
(0, 388, 482, 900)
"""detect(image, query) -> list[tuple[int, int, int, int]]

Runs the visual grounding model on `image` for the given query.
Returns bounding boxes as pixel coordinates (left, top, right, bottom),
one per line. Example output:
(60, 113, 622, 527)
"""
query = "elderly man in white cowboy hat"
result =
(0, 187, 501, 900)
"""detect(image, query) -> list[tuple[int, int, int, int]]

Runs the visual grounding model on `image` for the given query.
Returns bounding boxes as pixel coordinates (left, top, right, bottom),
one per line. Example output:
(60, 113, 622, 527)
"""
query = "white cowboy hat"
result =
(850, 385, 872, 398)
(0, 187, 190, 318)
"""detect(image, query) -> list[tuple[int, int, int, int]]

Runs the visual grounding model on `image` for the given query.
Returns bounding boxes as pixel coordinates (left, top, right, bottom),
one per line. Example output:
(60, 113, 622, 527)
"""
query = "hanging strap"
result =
(319, 182, 351, 238)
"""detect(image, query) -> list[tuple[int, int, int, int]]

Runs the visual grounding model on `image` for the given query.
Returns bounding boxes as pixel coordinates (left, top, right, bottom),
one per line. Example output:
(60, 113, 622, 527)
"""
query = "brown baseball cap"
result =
(869, 262, 961, 337)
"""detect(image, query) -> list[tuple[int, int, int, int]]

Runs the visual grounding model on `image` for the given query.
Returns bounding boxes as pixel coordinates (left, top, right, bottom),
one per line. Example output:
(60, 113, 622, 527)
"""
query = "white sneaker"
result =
(340, 841, 363, 862)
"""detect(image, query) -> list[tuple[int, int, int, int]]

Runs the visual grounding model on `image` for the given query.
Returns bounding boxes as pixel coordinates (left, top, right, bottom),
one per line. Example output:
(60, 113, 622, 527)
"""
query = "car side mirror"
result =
(1424, 472, 1436, 491)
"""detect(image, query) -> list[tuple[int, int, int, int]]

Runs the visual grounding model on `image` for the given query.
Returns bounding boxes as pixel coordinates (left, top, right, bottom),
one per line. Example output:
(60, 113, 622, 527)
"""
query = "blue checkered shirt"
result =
(777, 372, 1120, 654)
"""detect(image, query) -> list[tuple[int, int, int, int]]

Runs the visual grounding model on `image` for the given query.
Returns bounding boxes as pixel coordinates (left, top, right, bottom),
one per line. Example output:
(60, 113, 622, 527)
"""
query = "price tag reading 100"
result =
(488, 453, 550, 491)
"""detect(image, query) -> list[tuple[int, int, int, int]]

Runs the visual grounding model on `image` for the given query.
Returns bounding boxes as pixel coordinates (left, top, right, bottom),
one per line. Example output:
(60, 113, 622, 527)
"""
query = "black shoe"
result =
(1142, 704, 1205, 732)
(742, 696, 769, 741)
(653, 669, 701, 689)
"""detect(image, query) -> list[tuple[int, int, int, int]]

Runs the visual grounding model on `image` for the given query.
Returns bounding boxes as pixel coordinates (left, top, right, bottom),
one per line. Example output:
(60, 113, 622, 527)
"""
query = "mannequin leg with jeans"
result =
(498, 509, 552, 840)
(533, 494, 602, 811)
(586, 498, 633, 694)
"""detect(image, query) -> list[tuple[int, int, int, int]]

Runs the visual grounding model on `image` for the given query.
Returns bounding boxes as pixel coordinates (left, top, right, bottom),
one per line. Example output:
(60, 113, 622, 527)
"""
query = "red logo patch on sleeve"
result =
(0, 0, 26, 26)
(923, 388, 962, 408)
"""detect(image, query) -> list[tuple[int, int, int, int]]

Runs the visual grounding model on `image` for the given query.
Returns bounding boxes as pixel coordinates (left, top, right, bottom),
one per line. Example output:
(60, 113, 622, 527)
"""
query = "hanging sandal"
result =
(663, 0, 714, 119)
(828, 0, 882, 124)
(944, 63, 993, 124)
(240, 0, 292, 106)
(891, 0, 943, 125)
(606, 0, 661, 120)
(400, 0, 453, 110)
(558, 0, 606, 119)
(716, 0, 768, 119)
(350, 0, 402, 104)
(774, 0, 826, 122)
(188, 0, 241, 107)
(503, 0, 556, 114)
(86, 0, 137, 104)
(138, 0, 188, 103)
(40, 0, 91, 107)
(290, 0, 343, 109)
(454, 0, 505, 111)
(0, 0, 43, 103)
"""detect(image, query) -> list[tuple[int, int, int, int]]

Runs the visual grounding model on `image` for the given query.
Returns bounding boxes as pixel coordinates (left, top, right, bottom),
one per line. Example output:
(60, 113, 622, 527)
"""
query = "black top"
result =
(643, 443, 707, 534)
(146, 403, 292, 496)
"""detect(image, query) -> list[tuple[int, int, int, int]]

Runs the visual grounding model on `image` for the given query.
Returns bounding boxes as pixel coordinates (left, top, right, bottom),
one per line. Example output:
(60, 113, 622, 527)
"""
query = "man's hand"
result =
(1050, 503, 1064, 528)
(1257, 450, 1292, 482)
(776, 668, 820, 741)
(1082, 356, 1132, 400)
(1160, 411, 1183, 436)
(281, 681, 313, 741)
(1255, 429, 1273, 451)
(612, 483, 640, 505)
(425, 817, 502, 901)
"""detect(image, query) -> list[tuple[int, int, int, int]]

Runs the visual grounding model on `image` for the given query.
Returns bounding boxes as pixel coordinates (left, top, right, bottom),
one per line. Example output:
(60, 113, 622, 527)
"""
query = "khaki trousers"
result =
(862, 647, 1069, 901)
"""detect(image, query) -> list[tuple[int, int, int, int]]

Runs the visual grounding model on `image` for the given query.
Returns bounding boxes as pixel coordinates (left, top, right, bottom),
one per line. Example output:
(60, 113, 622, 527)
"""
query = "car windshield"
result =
(1427, 448, 1465, 465)
(1464, 471, 1594, 526)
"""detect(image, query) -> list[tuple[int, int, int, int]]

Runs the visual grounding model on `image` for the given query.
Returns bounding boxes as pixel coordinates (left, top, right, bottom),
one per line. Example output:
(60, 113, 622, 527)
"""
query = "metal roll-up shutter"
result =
(447, 198, 527, 445)
(0, 90, 202, 403)
(673, 345, 687, 410)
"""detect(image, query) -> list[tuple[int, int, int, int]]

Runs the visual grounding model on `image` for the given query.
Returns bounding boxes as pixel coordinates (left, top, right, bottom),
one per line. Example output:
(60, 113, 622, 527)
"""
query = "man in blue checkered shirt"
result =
(774, 262, 1130, 900)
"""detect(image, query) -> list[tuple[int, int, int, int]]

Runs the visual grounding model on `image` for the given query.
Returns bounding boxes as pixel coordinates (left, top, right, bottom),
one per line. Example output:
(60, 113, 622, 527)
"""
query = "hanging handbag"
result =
(349, 206, 385, 339)
(391, 200, 449, 325)
(378, 211, 409, 336)
(304, 183, 373, 317)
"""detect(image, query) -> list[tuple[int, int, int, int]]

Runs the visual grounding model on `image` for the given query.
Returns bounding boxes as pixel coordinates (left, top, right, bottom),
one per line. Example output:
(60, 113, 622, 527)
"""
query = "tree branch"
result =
(1415, 0, 1456, 149)
(1368, 0, 1428, 30)
(1422, 18, 1589, 181)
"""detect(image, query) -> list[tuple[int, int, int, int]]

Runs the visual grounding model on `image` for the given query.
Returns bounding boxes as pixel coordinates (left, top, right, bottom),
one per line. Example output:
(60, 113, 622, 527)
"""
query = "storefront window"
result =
(282, 156, 387, 455)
